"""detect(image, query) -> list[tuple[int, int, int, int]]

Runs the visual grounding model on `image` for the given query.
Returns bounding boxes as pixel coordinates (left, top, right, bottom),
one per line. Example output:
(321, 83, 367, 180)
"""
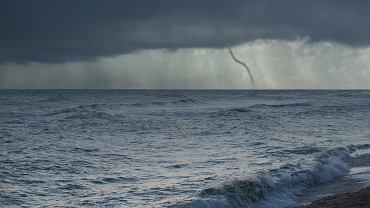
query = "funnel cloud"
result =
(227, 47, 256, 89)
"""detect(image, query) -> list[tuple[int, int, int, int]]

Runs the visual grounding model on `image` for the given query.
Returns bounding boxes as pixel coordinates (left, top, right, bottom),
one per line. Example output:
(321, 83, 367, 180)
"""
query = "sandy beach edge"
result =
(298, 186, 370, 208)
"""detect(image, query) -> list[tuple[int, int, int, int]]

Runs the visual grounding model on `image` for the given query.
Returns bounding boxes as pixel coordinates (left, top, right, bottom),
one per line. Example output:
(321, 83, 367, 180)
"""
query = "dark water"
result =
(1, 90, 370, 208)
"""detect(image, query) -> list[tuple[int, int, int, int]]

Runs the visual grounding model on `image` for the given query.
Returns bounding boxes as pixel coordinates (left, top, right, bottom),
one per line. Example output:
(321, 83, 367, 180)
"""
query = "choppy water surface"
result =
(1, 90, 370, 208)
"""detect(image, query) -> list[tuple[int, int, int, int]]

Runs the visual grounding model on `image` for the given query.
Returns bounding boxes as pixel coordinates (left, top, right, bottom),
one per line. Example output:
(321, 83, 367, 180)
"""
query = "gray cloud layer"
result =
(1, 0, 370, 63)
(1, 40, 370, 89)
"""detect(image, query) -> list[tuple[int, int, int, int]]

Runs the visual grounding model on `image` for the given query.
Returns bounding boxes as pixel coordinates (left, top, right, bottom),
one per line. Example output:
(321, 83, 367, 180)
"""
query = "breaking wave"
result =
(169, 144, 370, 208)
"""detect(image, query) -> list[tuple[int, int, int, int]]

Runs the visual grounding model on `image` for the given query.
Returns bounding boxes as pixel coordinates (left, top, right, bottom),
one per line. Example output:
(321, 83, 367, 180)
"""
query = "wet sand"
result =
(304, 186, 370, 208)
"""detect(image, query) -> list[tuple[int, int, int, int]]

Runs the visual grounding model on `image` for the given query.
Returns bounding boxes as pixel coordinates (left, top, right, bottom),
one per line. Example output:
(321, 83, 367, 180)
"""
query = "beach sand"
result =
(303, 186, 370, 208)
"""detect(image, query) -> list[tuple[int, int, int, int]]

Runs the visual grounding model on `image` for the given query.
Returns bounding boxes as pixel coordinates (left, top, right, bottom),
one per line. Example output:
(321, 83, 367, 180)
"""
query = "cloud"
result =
(1, 0, 370, 63)
(1, 39, 370, 89)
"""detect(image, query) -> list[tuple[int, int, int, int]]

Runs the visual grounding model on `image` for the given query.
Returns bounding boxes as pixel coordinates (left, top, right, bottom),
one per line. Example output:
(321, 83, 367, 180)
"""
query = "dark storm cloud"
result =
(1, 0, 370, 63)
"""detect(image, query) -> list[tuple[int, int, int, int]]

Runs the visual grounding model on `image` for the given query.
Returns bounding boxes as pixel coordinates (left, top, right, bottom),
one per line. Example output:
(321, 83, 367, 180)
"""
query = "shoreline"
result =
(302, 186, 370, 208)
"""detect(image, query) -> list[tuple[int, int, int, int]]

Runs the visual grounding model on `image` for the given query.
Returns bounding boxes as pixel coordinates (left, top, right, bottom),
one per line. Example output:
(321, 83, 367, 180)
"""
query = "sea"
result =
(1, 90, 370, 208)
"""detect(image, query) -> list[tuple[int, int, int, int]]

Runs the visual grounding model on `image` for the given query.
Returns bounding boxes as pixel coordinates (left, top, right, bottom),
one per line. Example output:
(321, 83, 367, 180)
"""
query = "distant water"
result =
(1, 90, 370, 208)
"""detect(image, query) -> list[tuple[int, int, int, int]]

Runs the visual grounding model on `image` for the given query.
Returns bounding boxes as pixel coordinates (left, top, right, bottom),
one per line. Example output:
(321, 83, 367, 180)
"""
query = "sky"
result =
(1, 0, 370, 89)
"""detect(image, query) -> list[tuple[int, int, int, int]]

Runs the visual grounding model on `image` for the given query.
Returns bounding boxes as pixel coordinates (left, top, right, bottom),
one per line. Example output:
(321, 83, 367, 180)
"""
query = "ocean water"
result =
(1, 90, 370, 208)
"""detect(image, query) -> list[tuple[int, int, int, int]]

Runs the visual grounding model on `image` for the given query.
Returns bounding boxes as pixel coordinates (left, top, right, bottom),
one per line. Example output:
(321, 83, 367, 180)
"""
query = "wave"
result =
(213, 103, 310, 117)
(250, 103, 312, 109)
(83, 176, 138, 185)
(131, 101, 166, 107)
(230, 108, 252, 113)
(158, 92, 185, 98)
(169, 145, 370, 208)
(132, 98, 203, 107)
(211, 107, 252, 118)
(42, 105, 121, 124)
(170, 98, 201, 105)
(44, 103, 111, 117)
